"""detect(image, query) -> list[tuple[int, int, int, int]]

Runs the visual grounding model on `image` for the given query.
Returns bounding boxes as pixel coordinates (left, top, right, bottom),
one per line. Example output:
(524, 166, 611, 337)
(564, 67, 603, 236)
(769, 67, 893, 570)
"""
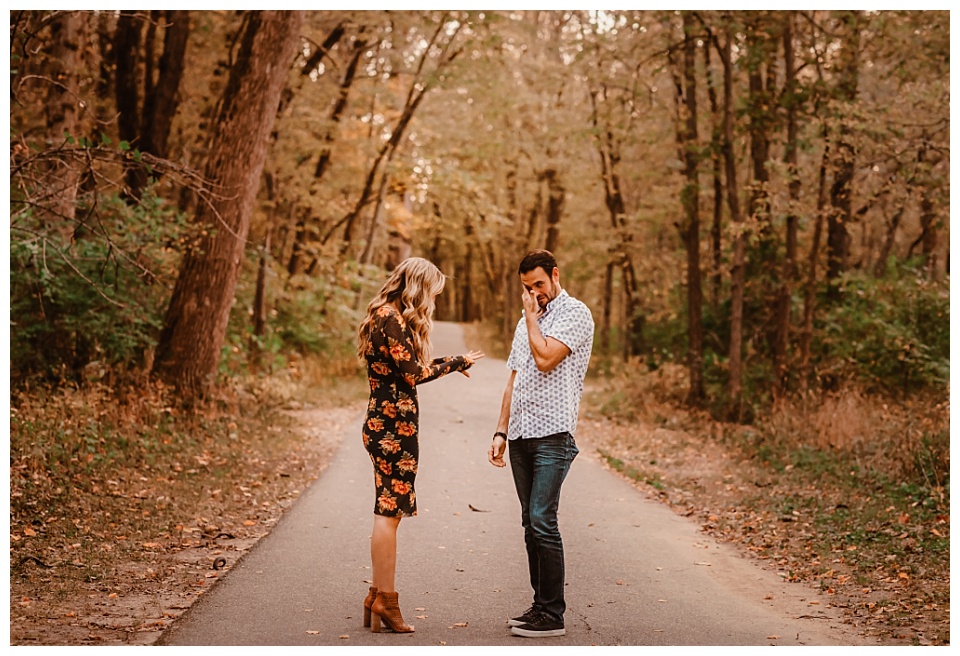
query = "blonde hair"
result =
(357, 257, 446, 363)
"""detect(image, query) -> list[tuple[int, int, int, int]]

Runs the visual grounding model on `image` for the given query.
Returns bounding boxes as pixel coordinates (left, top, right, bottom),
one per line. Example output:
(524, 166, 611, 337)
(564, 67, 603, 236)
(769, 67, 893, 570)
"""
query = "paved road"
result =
(160, 322, 863, 646)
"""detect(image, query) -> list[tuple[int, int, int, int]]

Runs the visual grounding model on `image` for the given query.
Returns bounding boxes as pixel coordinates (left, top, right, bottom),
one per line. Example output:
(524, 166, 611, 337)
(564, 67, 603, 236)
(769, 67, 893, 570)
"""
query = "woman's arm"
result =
(381, 313, 471, 385)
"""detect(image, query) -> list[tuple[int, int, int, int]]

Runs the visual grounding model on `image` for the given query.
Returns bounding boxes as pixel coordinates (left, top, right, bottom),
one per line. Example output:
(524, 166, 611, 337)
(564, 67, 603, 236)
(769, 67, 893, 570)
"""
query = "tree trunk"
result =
(799, 135, 831, 386)
(720, 23, 746, 418)
(746, 17, 772, 228)
(287, 32, 367, 275)
(141, 10, 190, 161)
(589, 87, 643, 358)
(916, 145, 939, 277)
(250, 231, 271, 365)
(873, 206, 904, 278)
(679, 12, 704, 405)
(772, 12, 800, 399)
(114, 11, 144, 198)
(44, 11, 88, 229)
(600, 259, 614, 353)
(543, 168, 564, 253)
(153, 11, 304, 394)
(826, 11, 862, 296)
(703, 33, 723, 314)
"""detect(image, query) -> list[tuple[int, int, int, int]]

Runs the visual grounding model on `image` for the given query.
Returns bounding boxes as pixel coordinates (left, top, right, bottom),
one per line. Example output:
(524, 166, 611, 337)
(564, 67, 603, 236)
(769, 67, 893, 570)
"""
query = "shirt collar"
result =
(543, 288, 568, 315)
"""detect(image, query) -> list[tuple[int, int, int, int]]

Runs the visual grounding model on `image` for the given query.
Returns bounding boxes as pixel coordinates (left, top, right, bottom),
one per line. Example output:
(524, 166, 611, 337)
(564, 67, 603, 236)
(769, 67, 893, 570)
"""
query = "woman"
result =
(356, 257, 484, 633)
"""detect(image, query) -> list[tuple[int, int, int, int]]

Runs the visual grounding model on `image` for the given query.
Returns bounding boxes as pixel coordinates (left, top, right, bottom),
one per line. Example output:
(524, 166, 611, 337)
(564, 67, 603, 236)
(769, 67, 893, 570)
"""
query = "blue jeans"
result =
(508, 432, 579, 623)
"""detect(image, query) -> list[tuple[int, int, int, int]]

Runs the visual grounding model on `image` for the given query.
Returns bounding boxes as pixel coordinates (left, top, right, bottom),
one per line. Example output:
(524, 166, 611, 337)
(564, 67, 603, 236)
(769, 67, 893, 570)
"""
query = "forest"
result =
(9, 10, 949, 645)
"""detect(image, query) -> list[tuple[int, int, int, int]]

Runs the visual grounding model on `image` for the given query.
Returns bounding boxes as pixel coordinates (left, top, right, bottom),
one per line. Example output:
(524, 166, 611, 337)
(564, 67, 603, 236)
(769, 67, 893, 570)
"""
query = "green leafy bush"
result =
(814, 265, 949, 393)
(9, 191, 186, 381)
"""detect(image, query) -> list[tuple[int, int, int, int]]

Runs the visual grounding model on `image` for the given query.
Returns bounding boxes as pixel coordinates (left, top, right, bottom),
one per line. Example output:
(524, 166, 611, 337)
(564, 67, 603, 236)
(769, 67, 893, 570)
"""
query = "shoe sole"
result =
(511, 626, 565, 638)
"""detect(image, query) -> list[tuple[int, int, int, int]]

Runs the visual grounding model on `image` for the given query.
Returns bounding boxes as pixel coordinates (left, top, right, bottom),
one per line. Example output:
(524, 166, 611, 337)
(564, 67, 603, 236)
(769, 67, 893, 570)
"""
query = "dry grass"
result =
(580, 367, 950, 647)
(765, 388, 949, 487)
(9, 363, 366, 645)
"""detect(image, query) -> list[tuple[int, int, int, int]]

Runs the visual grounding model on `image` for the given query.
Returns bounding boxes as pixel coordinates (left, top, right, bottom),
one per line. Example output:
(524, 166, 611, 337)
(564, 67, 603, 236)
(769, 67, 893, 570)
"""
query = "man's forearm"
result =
(525, 314, 550, 362)
(524, 314, 569, 372)
(497, 372, 516, 433)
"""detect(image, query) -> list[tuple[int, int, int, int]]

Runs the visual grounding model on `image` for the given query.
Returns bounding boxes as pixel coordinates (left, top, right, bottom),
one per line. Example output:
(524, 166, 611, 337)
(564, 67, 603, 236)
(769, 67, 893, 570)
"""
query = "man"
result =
(488, 249, 594, 638)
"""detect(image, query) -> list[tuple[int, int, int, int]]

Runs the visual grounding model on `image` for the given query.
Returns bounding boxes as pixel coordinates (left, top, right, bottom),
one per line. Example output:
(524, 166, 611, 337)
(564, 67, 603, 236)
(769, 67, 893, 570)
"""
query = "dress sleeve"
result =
(380, 312, 471, 386)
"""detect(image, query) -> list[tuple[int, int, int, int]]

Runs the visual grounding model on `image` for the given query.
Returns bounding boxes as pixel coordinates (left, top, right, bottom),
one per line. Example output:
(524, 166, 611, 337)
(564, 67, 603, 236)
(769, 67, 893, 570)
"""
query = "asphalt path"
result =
(160, 322, 863, 647)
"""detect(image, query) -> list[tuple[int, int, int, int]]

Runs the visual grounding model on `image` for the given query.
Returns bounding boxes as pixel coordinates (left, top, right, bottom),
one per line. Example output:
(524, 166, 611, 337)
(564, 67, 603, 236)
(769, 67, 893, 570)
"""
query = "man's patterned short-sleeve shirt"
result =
(506, 289, 594, 440)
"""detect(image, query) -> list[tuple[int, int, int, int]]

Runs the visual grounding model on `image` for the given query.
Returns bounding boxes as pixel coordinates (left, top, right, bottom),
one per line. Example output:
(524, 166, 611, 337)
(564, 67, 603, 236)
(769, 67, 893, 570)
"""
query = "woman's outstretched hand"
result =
(459, 350, 485, 377)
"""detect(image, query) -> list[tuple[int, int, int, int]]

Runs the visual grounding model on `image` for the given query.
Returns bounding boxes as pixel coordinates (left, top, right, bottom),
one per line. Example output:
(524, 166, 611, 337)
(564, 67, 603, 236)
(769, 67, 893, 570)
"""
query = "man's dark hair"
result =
(518, 249, 558, 276)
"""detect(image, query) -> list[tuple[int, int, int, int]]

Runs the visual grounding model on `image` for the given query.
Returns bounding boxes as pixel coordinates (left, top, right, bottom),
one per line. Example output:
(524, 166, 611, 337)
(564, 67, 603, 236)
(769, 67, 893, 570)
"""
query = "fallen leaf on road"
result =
(616, 580, 624, 585)
(695, 562, 712, 566)
(339, 635, 349, 639)
(306, 630, 319, 635)
(767, 635, 780, 640)
(416, 615, 427, 619)
(468, 504, 490, 512)
(416, 607, 426, 611)
(451, 622, 468, 628)
(243, 520, 256, 526)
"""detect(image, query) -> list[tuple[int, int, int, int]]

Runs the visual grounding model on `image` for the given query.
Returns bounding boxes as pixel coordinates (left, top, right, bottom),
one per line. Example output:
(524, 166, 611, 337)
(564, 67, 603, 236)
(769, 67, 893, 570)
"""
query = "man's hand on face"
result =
(522, 287, 541, 316)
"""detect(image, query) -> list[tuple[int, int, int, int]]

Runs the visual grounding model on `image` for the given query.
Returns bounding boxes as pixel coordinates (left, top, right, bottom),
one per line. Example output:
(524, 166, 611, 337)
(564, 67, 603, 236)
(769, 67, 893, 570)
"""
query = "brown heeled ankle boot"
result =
(363, 586, 378, 628)
(369, 591, 414, 633)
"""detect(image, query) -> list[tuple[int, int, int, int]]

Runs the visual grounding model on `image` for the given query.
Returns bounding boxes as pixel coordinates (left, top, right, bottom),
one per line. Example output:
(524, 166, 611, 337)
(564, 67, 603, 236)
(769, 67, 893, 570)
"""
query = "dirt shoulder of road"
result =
(576, 376, 949, 647)
(10, 386, 362, 646)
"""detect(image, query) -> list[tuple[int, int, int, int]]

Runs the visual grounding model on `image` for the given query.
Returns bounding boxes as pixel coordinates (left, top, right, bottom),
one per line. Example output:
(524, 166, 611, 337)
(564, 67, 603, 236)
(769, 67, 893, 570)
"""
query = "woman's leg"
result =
(370, 514, 401, 593)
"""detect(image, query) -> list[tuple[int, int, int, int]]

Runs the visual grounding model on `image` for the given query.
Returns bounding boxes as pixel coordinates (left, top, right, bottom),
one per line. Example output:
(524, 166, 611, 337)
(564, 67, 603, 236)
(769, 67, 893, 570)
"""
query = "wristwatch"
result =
(493, 431, 507, 440)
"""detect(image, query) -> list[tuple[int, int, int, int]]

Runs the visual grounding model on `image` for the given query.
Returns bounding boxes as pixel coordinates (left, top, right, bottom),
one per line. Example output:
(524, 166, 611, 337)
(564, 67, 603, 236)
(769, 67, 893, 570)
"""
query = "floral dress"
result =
(362, 305, 471, 517)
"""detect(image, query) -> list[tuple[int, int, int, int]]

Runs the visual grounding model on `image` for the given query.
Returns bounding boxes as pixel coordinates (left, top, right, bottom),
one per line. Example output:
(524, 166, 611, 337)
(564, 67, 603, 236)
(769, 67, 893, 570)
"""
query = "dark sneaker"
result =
(511, 614, 565, 638)
(508, 606, 541, 627)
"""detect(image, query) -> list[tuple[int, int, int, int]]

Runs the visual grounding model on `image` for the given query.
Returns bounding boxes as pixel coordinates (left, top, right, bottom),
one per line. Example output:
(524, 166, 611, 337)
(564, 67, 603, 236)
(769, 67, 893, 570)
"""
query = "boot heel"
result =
(363, 586, 378, 628)
(370, 612, 382, 633)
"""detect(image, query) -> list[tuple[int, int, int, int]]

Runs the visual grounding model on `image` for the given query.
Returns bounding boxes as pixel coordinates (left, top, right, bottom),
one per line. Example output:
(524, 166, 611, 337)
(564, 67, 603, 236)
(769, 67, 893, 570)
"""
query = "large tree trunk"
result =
(153, 11, 303, 394)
